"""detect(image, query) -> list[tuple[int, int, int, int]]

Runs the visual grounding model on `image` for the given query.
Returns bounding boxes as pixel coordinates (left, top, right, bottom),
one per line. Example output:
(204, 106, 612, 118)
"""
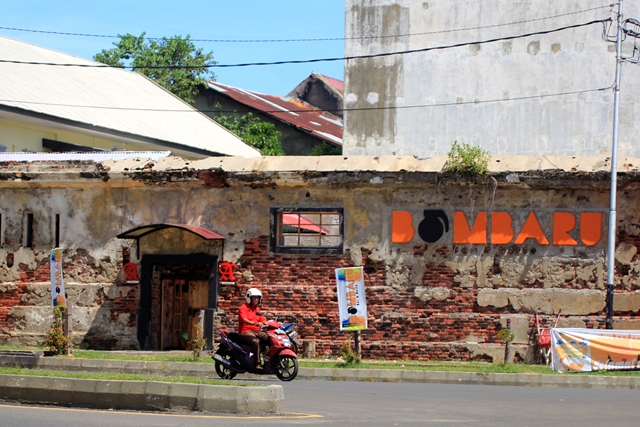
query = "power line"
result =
(0, 5, 614, 43)
(0, 85, 612, 114)
(352, 4, 615, 41)
(0, 19, 611, 69)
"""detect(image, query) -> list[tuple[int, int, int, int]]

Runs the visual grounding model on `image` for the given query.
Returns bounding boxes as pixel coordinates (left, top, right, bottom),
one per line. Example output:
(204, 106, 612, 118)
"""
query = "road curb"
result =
(299, 367, 640, 389)
(29, 357, 640, 389)
(0, 374, 284, 414)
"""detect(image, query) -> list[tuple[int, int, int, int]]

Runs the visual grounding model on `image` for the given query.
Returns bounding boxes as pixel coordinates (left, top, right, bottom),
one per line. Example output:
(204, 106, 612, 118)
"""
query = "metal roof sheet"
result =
(317, 74, 344, 94)
(0, 151, 172, 162)
(207, 82, 342, 147)
(117, 223, 225, 240)
(0, 36, 260, 158)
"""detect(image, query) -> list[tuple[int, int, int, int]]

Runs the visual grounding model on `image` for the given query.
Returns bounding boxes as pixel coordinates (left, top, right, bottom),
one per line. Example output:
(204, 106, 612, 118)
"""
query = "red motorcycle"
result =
(213, 319, 299, 381)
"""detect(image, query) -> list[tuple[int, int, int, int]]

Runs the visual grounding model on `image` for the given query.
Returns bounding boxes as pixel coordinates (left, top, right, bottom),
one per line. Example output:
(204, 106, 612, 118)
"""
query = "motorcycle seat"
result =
(227, 332, 242, 343)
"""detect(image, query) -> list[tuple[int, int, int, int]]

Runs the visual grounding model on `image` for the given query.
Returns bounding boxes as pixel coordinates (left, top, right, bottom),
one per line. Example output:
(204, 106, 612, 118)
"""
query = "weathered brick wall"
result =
(214, 238, 548, 361)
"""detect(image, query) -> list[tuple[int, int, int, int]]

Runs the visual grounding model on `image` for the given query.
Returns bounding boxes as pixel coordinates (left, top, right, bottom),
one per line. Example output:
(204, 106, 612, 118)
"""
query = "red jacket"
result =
(238, 302, 266, 333)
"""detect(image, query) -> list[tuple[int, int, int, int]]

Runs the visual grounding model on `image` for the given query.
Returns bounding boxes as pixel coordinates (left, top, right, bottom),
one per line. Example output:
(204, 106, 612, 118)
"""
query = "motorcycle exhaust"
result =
(213, 354, 233, 367)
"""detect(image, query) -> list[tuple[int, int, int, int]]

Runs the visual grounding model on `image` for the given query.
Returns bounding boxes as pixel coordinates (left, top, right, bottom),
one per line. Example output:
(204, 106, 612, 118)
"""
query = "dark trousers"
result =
(239, 331, 269, 365)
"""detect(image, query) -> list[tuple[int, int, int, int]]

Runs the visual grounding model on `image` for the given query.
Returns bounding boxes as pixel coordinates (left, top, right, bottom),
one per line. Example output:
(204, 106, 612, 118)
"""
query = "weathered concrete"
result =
(477, 288, 605, 315)
(0, 351, 42, 368)
(0, 374, 284, 414)
(344, 0, 640, 158)
(4, 356, 640, 392)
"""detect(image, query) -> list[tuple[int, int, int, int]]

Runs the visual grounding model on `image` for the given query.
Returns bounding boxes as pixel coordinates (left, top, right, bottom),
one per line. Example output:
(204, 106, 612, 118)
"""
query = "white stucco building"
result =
(344, 1, 640, 157)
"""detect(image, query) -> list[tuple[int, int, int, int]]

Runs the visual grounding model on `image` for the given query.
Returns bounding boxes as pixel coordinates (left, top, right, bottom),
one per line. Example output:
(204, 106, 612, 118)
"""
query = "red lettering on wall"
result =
(391, 211, 414, 243)
(219, 262, 236, 282)
(514, 212, 549, 245)
(453, 211, 487, 244)
(123, 263, 139, 281)
(491, 212, 514, 244)
(580, 212, 603, 246)
(553, 212, 578, 246)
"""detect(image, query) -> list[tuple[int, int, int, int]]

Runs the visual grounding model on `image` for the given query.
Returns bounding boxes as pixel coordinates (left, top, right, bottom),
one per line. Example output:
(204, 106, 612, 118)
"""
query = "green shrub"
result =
(497, 328, 515, 343)
(446, 141, 490, 176)
(338, 336, 360, 366)
(45, 307, 70, 355)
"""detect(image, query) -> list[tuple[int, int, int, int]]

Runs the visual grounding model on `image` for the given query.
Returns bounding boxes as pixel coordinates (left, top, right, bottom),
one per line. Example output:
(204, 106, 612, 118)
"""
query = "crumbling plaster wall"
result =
(2, 162, 640, 360)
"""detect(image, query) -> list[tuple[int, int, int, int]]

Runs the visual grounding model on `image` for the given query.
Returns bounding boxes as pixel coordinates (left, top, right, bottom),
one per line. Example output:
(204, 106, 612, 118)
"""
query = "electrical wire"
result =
(0, 19, 612, 69)
(0, 4, 614, 43)
(0, 85, 612, 114)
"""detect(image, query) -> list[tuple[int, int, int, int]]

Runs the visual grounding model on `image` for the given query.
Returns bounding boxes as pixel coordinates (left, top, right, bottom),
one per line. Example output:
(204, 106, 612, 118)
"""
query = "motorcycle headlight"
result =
(281, 336, 291, 346)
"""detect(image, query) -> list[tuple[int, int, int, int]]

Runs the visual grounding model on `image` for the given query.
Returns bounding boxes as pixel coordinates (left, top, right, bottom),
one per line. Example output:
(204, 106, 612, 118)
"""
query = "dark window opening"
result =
(270, 207, 343, 254)
(25, 213, 34, 248)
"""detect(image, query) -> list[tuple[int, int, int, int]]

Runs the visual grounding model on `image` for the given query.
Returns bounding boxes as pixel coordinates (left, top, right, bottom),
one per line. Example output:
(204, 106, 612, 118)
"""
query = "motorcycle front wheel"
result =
(274, 355, 298, 381)
(214, 352, 238, 380)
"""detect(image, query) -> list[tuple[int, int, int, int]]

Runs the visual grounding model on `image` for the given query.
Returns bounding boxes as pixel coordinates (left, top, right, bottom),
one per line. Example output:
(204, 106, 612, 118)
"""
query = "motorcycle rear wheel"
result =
(274, 355, 298, 381)
(214, 352, 237, 380)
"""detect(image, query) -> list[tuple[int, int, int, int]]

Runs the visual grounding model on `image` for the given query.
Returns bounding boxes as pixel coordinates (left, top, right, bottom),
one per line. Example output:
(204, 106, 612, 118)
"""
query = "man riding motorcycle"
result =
(237, 288, 269, 369)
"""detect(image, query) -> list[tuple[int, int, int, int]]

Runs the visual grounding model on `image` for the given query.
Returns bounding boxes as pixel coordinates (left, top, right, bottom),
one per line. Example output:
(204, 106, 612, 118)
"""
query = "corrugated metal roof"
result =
(0, 151, 172, 162)
(0, 36, 260, 158)
(207, 82, 342, 147)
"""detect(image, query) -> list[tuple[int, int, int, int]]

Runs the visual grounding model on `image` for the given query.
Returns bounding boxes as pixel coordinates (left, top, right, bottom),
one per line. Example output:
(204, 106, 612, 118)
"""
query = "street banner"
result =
(50, 248, 67, 308)
(335, 267, 367, 331)
(550, 328, 640, 372)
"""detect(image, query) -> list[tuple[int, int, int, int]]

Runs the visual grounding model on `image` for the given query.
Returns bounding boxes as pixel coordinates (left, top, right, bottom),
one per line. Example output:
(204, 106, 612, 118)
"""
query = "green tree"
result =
(214, 112, 284, 156)
(94, 33, 215, 104)
(310, 143, 342, 156)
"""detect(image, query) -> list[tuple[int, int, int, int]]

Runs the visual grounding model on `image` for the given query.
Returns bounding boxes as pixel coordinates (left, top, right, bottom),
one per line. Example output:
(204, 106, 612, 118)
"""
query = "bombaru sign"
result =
(392, 209, 604, 247)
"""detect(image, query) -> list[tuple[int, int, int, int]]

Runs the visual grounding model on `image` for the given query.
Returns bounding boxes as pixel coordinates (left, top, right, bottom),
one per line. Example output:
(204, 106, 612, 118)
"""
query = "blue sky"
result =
(0, 0, 345, 96)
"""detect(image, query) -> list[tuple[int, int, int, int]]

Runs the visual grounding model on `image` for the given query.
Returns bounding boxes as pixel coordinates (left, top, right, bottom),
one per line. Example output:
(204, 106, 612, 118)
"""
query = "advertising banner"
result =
(50, 248, 67, 308)
(550, 328, 640, 372)
(335, 267, 367, 331)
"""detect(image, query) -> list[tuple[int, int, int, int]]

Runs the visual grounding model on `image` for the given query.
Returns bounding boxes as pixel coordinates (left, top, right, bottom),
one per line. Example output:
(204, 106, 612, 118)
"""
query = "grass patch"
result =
(70, 350, 216, 364)
(298, 359, 556, 374)
(3, 345, 640, 377)
(0, 366, 251, 386)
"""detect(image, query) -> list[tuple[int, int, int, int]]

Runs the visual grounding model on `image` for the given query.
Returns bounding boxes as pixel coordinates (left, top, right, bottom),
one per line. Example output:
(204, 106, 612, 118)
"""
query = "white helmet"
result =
(245, 288, 263, 304)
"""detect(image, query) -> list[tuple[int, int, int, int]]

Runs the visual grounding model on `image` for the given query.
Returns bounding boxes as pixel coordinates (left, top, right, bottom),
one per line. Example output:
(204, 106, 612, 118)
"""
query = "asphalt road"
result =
(2, 379, 640, 426)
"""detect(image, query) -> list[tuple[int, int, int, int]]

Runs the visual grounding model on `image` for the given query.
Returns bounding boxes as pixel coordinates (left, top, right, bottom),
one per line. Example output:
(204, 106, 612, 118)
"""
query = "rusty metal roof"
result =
(117, 223, 225, 240)
(207, 82, 342, 147)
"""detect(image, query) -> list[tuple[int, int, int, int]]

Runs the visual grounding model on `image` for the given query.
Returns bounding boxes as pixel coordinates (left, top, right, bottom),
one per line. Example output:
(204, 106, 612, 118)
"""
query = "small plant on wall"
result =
(188, 322, 207, 361)
(446, 141, 491, 177)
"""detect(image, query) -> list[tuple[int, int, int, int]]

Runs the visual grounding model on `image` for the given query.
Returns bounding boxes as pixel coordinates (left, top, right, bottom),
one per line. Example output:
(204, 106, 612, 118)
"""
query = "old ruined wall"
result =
(2, 158, 640, 361)
(0, 181, 141, 348)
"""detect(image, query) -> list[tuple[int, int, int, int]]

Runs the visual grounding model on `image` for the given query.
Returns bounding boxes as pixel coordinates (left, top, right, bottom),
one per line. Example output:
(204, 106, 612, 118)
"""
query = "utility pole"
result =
(606, 0, 623, 330)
